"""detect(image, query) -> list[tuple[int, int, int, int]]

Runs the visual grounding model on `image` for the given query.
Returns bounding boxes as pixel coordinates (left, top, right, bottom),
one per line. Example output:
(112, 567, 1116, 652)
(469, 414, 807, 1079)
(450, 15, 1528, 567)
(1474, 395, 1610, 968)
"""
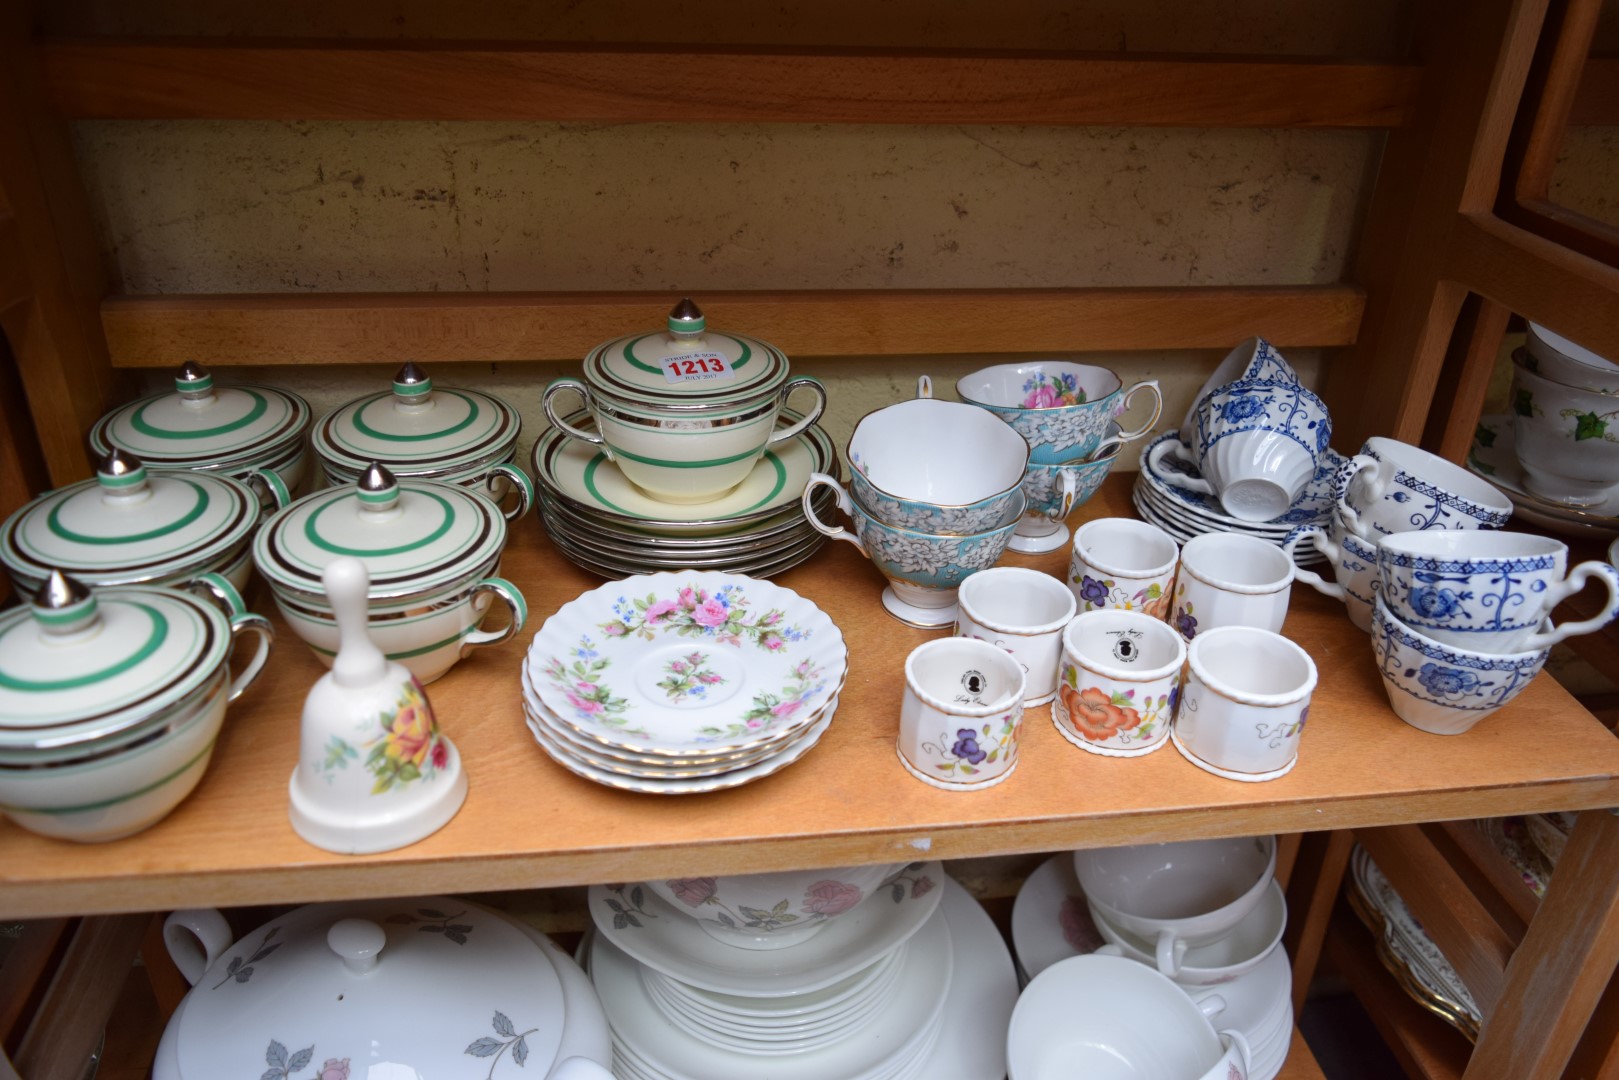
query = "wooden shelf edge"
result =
(101, 285, 1368, 366)
(1281, 1025, 1329, 1080)
(41, 41, 1419, 127)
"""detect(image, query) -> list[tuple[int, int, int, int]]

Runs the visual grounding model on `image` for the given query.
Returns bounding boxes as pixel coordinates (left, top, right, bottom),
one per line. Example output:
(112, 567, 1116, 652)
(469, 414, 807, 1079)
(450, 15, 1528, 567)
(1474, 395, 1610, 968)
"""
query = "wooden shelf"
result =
(2, 473, 1617, 920)
(1281, 1026, 1330, 1080)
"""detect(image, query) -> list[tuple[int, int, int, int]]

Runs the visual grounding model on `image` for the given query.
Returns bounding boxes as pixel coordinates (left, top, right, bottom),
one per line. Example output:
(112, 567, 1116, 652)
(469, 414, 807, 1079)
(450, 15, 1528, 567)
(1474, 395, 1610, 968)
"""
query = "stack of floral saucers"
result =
(532, 411, 839, 578)
(1132, 430, 1335, 567)
(521, 571, 846, 795)
(581, 864, 1017, 1080)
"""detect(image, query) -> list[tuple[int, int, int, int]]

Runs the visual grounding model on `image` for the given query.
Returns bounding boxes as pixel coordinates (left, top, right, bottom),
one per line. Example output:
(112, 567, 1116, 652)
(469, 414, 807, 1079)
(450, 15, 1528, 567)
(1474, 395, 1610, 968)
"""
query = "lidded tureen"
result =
(0, 448, 277, 600)
(253, 463, 527, 683)
(154, 897, 613, 1080)
(312, 363, 533, 521)
(0, 570, 272, 841)
(89, 362, 311, 509)
(542, 298, 827, 503)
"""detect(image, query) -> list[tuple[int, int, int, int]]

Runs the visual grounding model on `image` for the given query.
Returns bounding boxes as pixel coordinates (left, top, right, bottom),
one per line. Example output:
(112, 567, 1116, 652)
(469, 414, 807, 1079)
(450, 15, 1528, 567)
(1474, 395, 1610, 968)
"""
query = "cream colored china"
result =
(898, 637, 1027, 791)
(1053, 609, 1185, 757)
(254, 464, 526, 683)
(955, 567, 1077, 707)
(1068, 517, 1179, 617)
(1172, 533, 1294, 642)
(1, 448, 278, 600)
(0, 572, 271, 842)
(544, 299, 825, 503)
(1174, 625, 1316, 781)
(89, 361, 310, 510)
(155, 897, 613, 1080)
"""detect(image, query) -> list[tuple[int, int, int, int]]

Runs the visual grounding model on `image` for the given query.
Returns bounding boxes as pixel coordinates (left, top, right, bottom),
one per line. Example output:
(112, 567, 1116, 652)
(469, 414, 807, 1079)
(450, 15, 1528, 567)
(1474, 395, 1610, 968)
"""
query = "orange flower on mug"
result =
(1060, 684, 1143, 743)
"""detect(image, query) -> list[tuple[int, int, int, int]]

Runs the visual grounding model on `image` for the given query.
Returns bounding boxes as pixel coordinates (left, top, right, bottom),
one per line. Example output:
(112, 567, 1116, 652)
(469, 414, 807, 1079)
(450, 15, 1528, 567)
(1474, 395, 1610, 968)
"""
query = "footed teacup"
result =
(956, 361, 1161, 464)
(1010, 434, 1119, 554)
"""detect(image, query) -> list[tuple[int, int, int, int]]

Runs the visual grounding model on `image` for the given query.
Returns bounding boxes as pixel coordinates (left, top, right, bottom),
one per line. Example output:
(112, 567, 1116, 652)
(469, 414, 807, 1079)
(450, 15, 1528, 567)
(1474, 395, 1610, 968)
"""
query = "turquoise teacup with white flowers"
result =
(1010, 439, 1120, 554)
(803, 472, 1024, 628)
(1377, 529, 1619, 654)
(956, 362, 1163, 465)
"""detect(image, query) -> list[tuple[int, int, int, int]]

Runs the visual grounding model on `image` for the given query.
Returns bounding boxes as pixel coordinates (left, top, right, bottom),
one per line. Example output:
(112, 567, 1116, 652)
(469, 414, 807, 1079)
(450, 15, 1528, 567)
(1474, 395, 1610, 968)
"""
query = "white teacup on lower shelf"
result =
(1090, 878, 1287, 985)
(1174, 627, 1317, 782)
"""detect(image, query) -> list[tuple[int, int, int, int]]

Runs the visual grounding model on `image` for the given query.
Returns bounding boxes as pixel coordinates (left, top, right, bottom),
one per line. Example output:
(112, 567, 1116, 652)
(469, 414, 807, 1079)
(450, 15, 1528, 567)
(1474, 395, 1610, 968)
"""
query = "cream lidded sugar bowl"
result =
(543, 298, 827, 503)
(312, 362, 534, 521)
(1, 447, 281, 601)
(0, 570, 273, 842)
(254, 463, 527, 683)
(89, 361, 310, 511)
(153, 896, 614, 1080)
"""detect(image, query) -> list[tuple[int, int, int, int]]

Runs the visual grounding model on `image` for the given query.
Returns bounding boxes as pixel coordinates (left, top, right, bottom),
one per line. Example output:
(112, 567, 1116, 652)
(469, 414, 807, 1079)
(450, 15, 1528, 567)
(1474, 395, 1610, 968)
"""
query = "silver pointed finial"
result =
(177, 360, 211, 384)
(35, 569, 91, 610)
(360, 462, 397, 492)
(667, 298, 706, 334)
(99, 446, 144, 476)
(391, 362, 433, 403)
(393, 361, 429, 386)
(174, 361, 215, 399)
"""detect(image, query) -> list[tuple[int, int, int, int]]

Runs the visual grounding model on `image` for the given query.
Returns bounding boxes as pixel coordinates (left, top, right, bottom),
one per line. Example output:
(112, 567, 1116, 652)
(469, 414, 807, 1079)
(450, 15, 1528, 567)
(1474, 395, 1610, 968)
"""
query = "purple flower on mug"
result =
(952, 728, 987, 765)
(1219, 395, 1266, 424)
(1297, 704, 1310, 732)
(1174, 605, 1198, 641)
(1078, 575, 1109, 606)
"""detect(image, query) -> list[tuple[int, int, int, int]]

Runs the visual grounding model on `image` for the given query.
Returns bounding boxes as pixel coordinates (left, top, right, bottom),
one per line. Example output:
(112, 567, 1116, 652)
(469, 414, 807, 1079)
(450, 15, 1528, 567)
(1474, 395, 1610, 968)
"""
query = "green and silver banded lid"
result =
(580, 298, 792, 411)
(0, 571, 232, 750)
(89, 362, 311, 473)
(253, 462, 507, 600)
(312, 362, 522, 480)
(0, 449, 260, 594)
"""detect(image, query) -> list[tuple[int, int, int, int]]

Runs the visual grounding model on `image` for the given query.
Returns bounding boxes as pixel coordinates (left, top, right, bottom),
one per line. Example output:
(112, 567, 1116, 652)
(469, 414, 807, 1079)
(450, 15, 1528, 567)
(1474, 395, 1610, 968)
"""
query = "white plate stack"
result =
(521, 571, 847, 795)
(581, 871, 1017, 1080)
(1133, 431, 1336, 566)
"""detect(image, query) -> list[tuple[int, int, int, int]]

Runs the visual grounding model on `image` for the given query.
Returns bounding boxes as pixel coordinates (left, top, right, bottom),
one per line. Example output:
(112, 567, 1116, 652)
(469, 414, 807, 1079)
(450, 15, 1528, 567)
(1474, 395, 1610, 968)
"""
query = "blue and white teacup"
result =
(1010, 440, 1120, 554)
(1165, 378, 1332, 523)
(1371, 595, 1550, 736)
(1377, 530, 1619, 653)
(1338, 437, 1513, 541)
(956, 362, 1162, 465)
(847, 377, 1029, 535)
(1176, 337, 1302, 441)
(803, 472, 1024, 628)
(1283, 507, 1381, 632)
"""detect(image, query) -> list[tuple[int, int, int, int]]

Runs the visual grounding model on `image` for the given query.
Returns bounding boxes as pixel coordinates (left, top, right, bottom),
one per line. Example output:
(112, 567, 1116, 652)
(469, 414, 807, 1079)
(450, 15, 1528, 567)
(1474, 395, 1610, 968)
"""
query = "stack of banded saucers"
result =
(531, 411, 838, 578)
(1133, 430, 1335, 568)
(521, 571, 846, 795)
(581, 865, 1017, 1080)
(533, 299, 838, 578)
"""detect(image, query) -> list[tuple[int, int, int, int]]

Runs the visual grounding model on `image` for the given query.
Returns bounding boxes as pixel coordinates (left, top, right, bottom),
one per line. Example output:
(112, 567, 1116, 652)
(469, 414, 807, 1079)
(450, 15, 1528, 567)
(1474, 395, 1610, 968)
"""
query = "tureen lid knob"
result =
(327, 918, 387, 974)
(96, 447, 150, 497)
(174, 360, 215, 401)
(31, 569, 99, 636)
(392, 361, 434, 404)
(667, 297, 705, 336)
(357, 462, 401, 514)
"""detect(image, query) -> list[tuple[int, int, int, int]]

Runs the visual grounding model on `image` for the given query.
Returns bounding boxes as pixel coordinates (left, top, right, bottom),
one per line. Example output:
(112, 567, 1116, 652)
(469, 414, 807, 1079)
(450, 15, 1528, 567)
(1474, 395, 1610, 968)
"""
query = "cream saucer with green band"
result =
(0, 449, 270, 599)
(0, 572, 273, 842)
(254, 463, 527, 683)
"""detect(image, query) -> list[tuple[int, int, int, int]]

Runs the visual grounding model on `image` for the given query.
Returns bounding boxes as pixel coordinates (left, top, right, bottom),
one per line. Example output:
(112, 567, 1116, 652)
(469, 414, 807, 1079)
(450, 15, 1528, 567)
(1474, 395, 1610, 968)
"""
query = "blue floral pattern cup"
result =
(1284, 509, 1381, 632)
(1169, 377, 1331, 522)
(1377, 530, 1619, 653)
(1338, 437, 1512, 540)
(957, 362, 1163, 465)
(1371, 595, 1550, 736)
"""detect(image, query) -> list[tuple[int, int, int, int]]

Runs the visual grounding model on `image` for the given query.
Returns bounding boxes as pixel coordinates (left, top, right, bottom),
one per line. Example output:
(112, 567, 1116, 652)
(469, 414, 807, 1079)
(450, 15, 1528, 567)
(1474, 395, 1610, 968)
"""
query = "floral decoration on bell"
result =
(317, 678, 451, 795)
(600, 584, 808, 650)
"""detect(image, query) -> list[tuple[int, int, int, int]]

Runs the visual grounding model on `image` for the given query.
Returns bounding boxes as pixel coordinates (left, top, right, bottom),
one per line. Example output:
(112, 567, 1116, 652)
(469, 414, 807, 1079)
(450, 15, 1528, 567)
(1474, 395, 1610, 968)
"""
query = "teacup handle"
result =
(1153, 929, 1189, 978)
(766, 376, 828, 446)
(1054, 470, 1080, 520)
(462, 577, 529, 652)
(486, 463, 536, 522)
(1193, 992, 1227, 1021)
(1147, 439, 1216, 495)
(1115, 379, 1165, 444)
(1520, 561, 1619, 651)
(916, 375, 933, 399)
(1220, 1030, 1254, 1079)
(542, 378, 607, 449)
(801, 472, 868, 557)
(1282, 526, 1346, 601)
(1335, 453, 1386, 540)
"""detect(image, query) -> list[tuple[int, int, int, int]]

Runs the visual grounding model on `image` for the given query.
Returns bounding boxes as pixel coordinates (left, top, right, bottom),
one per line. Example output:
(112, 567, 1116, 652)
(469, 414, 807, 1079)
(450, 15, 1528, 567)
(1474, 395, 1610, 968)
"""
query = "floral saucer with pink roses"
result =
(526, 571, 847, 756)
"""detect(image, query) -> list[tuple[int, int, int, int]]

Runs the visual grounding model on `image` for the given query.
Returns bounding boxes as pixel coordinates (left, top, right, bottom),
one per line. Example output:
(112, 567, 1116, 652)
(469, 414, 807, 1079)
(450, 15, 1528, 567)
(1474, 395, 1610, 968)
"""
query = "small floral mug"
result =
(1053, 609, 1187, 757)
(897, 637, 1026, 791)
(1068, 518, 1180, 619)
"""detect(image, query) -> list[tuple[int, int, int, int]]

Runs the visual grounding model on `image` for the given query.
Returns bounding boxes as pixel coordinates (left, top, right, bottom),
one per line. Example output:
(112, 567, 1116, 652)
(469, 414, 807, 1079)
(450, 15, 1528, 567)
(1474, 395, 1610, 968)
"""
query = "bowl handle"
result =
(1115, 379, 1164, 443)
(801, 472, 868, 557)
(1283, 526, 1346, 601)
(1154, 928, 1189, 978)
(164, 908, 234, 986)
(486, 463, 536, 523)
(463, 578, 529, 653)
(1146, 439, 1215, 495)
(1521, 561, 1619, 651)
(767, 376, 828, 445)
(543, 379, 606, 448)
(244, 466, 292, 511)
